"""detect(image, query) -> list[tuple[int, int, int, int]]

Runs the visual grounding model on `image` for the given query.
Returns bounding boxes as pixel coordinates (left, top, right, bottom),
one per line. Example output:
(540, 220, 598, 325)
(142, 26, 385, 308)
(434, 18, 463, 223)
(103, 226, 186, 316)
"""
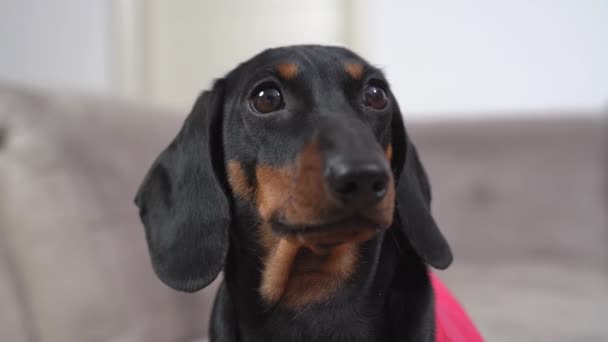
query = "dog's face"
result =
(135, 46, 452, 309)
(221, 47, 397, 306)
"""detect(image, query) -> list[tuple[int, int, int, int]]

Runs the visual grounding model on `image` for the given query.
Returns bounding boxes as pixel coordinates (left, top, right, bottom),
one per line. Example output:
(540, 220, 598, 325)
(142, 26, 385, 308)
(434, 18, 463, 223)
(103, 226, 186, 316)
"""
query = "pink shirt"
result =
(431, 273, 484, 342)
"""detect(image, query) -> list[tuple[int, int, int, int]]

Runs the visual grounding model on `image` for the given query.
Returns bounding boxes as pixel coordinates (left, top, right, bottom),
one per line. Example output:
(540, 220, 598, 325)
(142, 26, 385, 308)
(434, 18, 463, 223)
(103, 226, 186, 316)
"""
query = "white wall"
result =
(360, 0, 608, 118)
(141, 0, 348, 108)
(1, 1, 606, 119)
(0, 0, 110, 91)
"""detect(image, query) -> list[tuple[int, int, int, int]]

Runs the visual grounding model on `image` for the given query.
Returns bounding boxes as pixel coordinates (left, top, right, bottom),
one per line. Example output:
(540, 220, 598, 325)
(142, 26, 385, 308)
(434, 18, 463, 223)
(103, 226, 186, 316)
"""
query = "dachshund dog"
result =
(135, 45, 459, 342)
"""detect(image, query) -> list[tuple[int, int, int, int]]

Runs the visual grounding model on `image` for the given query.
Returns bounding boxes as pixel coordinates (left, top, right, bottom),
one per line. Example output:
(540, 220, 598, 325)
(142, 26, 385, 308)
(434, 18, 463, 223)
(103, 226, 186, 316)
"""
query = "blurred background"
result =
(3, 0, 607, 116)
(0, 1, 606, 341)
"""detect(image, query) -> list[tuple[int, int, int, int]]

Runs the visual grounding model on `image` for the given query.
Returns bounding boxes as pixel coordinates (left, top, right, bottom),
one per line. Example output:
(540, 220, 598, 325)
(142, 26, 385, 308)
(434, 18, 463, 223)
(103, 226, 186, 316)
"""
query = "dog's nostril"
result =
(336, 181, 358, 197)
(372, 179, 387, 197)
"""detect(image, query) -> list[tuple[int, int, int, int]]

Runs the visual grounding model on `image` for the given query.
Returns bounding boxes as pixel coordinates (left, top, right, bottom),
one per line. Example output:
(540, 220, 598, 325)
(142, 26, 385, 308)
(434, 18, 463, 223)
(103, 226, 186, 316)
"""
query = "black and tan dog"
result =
(135, 45, 453, 342)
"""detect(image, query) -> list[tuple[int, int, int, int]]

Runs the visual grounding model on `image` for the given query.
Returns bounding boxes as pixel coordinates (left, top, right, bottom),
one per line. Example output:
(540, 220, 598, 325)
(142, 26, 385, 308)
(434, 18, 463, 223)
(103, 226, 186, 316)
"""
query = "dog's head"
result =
(135, 45, 452, 308)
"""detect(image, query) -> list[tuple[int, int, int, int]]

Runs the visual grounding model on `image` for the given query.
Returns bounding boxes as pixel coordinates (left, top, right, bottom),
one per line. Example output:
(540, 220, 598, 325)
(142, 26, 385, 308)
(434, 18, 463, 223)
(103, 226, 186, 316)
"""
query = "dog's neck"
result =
(213, 228, 436, 342)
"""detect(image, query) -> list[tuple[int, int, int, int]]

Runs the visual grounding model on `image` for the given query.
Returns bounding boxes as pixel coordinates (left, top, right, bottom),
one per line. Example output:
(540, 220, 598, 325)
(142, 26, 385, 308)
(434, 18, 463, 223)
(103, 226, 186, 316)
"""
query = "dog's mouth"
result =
(259, 215, 385, 306)
(270, 215, 386, 255)
(259, 208, 394, 307)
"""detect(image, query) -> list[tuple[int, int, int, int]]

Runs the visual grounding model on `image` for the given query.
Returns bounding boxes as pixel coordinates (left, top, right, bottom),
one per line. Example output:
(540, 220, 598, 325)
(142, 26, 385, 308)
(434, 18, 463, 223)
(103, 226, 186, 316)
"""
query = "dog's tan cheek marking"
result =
(367, 144, 395, 227)
(227, 160, 254, 199)
(386, 144, 393, 162)
(345, 63, 364, 80)
(257, 221, 284, 261)
(375, 176, 396, 228)
(276, 63, 298, 80)
(255, 164, 293, 221)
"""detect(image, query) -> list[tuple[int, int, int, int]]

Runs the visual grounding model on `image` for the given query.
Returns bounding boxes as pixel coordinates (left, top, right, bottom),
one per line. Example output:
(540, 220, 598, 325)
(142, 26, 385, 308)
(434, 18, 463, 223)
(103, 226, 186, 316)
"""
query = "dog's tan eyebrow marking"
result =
(276, 63, 298, 80)
(385, 144, 393, 162)
(345, 63, 364, 80)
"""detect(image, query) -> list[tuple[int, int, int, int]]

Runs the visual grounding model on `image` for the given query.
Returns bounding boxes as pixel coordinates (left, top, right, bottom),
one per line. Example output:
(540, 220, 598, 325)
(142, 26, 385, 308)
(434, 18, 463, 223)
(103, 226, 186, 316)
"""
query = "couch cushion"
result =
(410, 118, 608, 341)
(0, 84, 218, 342)
(0, 242, 30, 342)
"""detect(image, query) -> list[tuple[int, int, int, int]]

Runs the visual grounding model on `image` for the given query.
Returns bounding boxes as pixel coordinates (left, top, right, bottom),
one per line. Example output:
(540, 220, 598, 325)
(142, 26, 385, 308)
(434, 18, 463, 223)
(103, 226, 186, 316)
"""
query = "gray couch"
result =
(1, 83, 606, 342)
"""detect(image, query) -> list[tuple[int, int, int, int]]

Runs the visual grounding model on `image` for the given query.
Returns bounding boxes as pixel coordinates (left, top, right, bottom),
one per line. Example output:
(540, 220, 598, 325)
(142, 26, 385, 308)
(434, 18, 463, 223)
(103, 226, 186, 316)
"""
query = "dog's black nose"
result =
(325, 158, 390, 207)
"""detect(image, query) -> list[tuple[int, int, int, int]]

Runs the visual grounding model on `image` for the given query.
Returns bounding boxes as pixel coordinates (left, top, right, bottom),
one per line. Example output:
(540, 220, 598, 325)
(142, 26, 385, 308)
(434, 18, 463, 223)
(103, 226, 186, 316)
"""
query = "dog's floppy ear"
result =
(134, 80, 230, 292)
(390, 109, 453, 270)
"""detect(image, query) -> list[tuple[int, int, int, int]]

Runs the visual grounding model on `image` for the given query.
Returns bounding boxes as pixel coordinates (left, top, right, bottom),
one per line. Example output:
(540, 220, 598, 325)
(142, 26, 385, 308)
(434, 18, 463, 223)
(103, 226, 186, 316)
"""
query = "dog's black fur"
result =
(135, 45, 453, 342)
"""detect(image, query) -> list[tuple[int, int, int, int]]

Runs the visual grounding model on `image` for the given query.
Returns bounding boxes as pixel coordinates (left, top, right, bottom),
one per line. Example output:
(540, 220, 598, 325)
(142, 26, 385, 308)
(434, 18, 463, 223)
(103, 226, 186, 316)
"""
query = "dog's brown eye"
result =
(364, 84, 388, 109)
(251, 87, 283, 113)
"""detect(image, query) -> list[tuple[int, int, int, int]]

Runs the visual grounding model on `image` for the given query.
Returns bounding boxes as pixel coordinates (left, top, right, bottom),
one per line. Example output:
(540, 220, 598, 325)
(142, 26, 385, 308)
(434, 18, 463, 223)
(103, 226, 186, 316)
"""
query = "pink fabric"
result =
(431, 273, 484, 342)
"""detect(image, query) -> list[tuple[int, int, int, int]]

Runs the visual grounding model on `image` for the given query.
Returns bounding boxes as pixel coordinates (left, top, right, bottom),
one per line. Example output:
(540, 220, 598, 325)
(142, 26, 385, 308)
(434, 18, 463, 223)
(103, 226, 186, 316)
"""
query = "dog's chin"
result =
(259, 215, 392, 308)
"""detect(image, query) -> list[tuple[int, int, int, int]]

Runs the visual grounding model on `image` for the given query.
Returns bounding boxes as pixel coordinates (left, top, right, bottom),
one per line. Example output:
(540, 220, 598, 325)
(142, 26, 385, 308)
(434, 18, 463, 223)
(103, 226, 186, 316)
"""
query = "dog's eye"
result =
(363, 84, 388, 110)
(251, 86, 283, 114)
